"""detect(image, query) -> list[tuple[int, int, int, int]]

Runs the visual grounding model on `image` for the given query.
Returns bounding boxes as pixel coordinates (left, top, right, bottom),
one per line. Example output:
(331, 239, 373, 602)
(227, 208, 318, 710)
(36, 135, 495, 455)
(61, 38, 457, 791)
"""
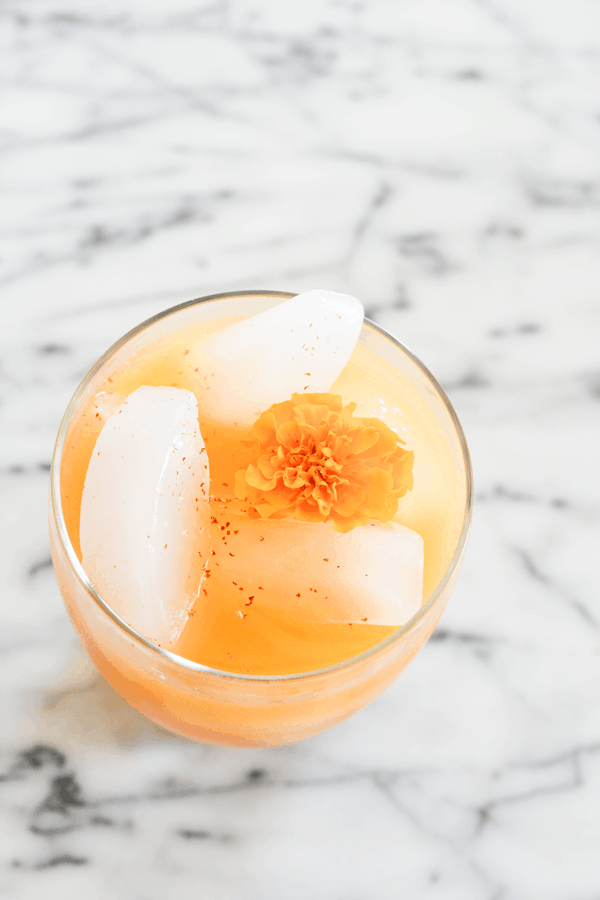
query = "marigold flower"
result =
(234, 393, 414, 533)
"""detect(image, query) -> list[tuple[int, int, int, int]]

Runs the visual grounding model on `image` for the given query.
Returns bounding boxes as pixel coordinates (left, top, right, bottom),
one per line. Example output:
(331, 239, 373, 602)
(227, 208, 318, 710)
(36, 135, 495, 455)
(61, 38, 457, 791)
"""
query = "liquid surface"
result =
(61, 315, 464, 675)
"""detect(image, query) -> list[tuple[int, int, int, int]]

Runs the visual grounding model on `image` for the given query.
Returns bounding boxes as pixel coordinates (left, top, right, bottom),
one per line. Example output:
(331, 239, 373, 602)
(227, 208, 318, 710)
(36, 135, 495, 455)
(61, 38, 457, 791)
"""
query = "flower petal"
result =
(333, 482, 367, 518)
(245, 462, 278, 492)
(348, 425, 379, 456)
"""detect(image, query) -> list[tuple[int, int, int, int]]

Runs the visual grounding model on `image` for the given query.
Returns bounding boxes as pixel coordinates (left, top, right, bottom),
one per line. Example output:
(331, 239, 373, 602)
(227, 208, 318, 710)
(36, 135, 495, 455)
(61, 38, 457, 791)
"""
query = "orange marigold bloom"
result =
(234, 393, 414, 533)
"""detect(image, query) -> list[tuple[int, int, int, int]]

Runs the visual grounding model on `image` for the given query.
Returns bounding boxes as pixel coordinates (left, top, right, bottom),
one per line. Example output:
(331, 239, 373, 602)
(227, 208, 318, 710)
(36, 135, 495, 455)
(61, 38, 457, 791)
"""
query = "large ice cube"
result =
(185, 289, 364, 428)
(208, 506, 423, 626)
(80, 386, 211, 646)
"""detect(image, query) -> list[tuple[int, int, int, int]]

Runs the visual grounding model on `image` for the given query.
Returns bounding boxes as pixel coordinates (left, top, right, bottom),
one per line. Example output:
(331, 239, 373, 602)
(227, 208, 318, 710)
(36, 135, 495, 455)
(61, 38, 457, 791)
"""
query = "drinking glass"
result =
(49, 291, 473, 747)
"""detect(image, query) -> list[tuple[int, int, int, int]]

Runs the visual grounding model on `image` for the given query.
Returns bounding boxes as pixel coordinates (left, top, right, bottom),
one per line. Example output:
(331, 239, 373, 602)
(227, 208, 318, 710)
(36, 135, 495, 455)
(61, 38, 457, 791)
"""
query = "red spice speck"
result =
(259, 536, 264, 541)
(361, 617, 368, 622)
(296, 593, 301, 598)
(229, 552, 235, 557)
(323, 558, 329, 562)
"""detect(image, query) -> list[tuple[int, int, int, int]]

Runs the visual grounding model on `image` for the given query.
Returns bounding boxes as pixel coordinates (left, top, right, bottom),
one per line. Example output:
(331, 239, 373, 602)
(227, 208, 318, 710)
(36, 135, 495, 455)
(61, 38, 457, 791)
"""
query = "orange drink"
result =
(49, 290, 472, 746)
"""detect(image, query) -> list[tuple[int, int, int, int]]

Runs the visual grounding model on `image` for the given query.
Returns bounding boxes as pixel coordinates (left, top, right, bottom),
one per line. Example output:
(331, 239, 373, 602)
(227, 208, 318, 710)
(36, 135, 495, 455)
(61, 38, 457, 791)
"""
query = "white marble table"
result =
(2, 0, 600, 897)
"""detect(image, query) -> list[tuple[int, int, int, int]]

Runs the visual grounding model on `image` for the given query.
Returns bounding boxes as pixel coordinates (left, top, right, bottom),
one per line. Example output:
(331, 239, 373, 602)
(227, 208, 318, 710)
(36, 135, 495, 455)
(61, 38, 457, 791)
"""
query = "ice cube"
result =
(208, 506, 423, 626)
(185, 289, 364, 428)
(80, 386, 211, 646)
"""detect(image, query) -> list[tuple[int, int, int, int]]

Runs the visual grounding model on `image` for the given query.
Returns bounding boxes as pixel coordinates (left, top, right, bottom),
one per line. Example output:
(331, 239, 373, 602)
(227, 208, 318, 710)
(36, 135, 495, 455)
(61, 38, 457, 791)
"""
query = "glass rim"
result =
(50, 290, 474, 683)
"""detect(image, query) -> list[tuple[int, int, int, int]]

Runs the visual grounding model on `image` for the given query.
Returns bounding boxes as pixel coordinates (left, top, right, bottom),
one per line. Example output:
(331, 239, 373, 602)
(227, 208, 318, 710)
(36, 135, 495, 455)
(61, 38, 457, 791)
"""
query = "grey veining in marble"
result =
(2, 0, 600, 897)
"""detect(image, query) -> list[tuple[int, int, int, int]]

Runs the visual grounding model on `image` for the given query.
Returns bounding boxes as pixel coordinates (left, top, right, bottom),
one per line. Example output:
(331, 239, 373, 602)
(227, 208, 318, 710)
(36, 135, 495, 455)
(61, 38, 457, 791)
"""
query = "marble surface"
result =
(2, 0, 600, 896)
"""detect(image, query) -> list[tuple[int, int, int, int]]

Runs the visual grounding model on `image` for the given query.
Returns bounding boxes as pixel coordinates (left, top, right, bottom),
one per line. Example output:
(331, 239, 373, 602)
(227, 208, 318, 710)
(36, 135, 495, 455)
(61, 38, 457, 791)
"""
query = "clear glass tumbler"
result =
(49, 291, 473, 747)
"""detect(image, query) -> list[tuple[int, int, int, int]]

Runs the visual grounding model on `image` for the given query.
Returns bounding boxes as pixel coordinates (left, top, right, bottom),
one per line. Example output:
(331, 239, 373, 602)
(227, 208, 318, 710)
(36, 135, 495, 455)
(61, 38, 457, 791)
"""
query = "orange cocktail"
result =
(49, 290, 472, 746)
